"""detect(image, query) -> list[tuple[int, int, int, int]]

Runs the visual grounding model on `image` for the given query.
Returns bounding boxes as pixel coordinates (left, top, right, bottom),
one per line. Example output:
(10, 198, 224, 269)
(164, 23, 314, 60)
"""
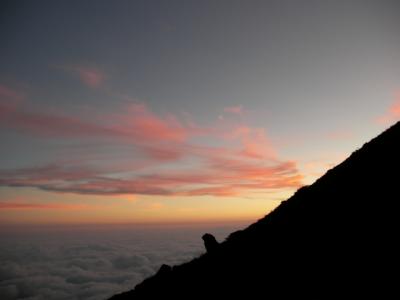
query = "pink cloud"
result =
(0, 151, 302, 197)
(0, 84, 24, 117)
(112, 103, 188, 143)
(0, 84, 24, 101)
(224, 105, 243, 115)
(0, 101, 189, 166)
(0, 100, 302, 197)
(3, 109, 114, 138)
(76, 67, 104, 88)
(226, 126, 276, 159)
(60, 65, 105, 88)
(0, 102, 187, 146)
(140, 145, 184, 161)
(376, 94, 400, 125)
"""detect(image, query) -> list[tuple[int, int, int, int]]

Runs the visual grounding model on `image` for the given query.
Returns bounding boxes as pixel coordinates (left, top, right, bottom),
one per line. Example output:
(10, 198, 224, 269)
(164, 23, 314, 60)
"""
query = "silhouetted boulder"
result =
(202, 233, 219, 253)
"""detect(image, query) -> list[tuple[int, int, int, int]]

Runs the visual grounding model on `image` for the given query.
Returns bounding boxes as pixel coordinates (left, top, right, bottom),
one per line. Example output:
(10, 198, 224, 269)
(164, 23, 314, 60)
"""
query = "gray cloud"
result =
(0, 224, 241, 300)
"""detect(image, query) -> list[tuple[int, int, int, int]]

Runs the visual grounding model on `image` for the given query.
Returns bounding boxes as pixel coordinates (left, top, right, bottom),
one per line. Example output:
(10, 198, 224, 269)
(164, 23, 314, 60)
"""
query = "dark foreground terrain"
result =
(110, 122, 400, 298)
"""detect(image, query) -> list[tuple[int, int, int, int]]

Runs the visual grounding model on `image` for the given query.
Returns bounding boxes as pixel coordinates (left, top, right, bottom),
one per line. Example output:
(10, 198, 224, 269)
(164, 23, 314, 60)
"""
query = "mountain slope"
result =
(110, 122, 400, 298)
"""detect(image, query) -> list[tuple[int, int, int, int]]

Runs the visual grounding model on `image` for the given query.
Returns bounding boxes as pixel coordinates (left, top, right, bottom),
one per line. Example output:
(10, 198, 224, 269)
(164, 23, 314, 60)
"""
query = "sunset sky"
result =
(1, 0, 399, 224)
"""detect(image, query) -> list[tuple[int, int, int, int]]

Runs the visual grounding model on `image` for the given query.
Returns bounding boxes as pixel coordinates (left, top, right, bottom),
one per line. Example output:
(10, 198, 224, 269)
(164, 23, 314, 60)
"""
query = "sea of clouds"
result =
(0, 223, 244, 300)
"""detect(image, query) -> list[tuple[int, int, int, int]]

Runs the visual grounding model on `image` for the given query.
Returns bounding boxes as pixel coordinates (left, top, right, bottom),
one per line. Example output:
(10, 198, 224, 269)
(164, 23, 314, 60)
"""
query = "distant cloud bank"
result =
(0, 225, 238, 300)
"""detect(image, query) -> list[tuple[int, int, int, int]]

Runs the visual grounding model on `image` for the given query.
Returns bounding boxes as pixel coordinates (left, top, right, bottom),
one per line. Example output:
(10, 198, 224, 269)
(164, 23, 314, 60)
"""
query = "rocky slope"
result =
(110, 122, 400, 298)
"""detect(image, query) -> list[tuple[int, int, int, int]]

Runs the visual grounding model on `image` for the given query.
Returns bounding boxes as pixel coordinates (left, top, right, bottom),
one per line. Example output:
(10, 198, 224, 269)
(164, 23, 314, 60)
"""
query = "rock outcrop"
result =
(202, 233, 219, 253)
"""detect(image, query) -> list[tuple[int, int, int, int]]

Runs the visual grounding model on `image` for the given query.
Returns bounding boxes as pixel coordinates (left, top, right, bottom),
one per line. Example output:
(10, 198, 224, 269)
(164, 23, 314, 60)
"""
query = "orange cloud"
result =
(376, 93, 400, 125)
(183, 186, 240, 197)
(0, 202, 90, 210)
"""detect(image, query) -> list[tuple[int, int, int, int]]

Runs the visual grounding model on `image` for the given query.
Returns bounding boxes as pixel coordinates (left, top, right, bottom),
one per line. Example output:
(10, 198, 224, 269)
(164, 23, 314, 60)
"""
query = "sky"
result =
(1, 0, 400, 225)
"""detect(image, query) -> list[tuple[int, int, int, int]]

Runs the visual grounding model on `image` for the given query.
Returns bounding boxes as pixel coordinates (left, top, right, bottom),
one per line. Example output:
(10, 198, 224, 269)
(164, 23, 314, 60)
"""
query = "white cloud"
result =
(0, 224, 241, 300)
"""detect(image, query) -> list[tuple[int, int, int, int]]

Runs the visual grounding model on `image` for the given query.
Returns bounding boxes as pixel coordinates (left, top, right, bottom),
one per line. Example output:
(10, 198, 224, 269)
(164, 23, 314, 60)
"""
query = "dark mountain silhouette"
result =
(109, 122, 400, 299)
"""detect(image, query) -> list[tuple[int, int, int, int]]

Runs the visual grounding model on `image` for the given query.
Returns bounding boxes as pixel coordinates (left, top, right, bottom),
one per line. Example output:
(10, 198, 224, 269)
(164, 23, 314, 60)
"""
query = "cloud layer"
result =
(0, 224, 239, 300)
